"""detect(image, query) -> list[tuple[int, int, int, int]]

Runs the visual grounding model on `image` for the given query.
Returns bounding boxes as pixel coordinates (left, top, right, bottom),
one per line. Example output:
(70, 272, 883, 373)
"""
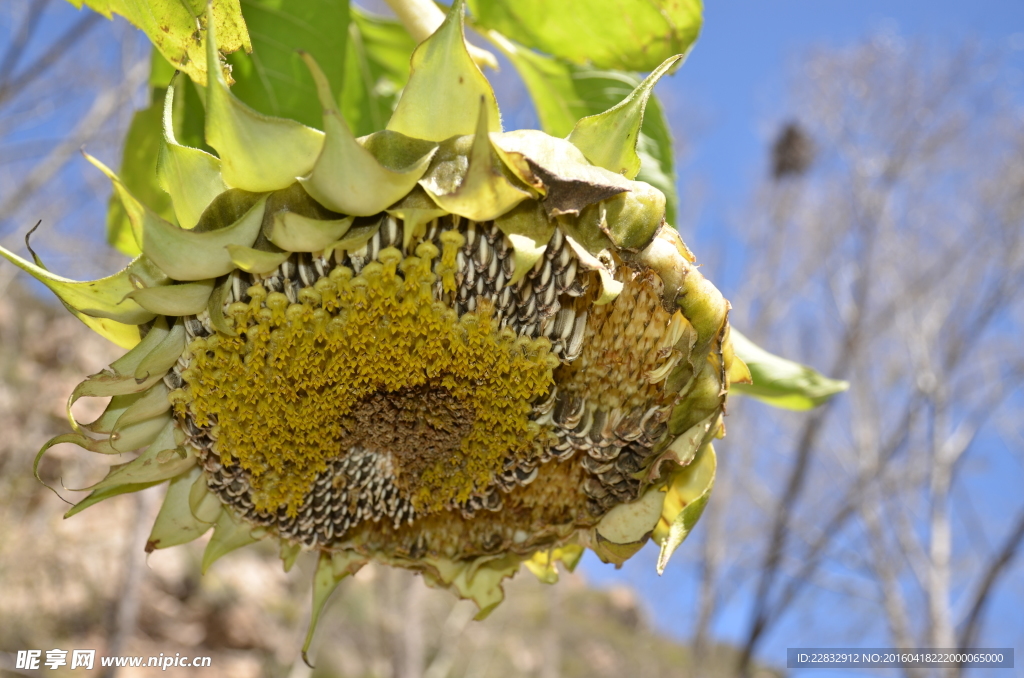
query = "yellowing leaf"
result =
(68, 0, 250, 84)
(654, 443, 716, 574)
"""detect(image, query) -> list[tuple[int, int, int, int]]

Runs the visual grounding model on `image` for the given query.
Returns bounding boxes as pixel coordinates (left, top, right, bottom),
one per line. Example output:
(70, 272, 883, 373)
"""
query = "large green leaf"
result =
(226, 0, 349, 129)
(485, 34, 579, 136)
(342, 8, 419, 138)
(488, 37, 679, 224)
(467, 0, 702, 72)
(67, 0, 250, 84)
(729, 329, 849, 410)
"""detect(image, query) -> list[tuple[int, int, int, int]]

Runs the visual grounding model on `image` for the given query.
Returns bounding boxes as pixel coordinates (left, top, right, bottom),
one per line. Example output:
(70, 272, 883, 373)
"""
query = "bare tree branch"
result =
(0, 0, 51, 89)
(720, 39, 1024, 677)
(0, 57, 147, 223)
(958, 507, 1024, 651)
(0, 11, 103, 106)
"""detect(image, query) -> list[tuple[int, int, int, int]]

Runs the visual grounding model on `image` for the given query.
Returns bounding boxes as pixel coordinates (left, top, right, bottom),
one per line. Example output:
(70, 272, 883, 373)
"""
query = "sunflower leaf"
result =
(729, 329, 850, 410)
(67, 0, 250, 84)
(225, 0, 348, 129)
(342, 8, 417, 138)
(467, 0, 702, 72)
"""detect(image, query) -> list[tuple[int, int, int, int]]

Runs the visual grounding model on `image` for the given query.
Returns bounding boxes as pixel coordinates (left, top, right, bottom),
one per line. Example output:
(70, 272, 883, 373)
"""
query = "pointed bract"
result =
(64, 480, 165, 519)
(19, 230, 149, 347)
(111, 382, 171, 433)
(568, 55, 683, 179)
(323, 223, 380, 259)
(268, 213, 354, 253)
(0, 244, 165, 325)
(302, 552, 348, 663)
(189, 473, 226, 524)
(109, 415, 176, 456)
(387, 0, 500, 142)
(158, 81, 227, 229)
(299, 53, 436, 216)
(133, 320, 186, 383)
(203, 5, 323, 192)
(226, 244, 290, 274)
(147, 467, 215, 551)
(493, 201, 554, 284)
(202, 509, 259, 573)
(386, 190, 448, 249)
(66, 318, 178, 433)
(563, 235, 623, 305)
(205, 276, 236, 336)
(49, 417, 167, 461)
(280, 542, 302, 573)
(71, 418, 190, 493)
(421, 101, 529, 221)
(88, 153, 268, 280)
(645, 413, 718, 483)
(81, 391, 146, 436)
(127, 280, 216, 316)
(654, 443, 716, 574)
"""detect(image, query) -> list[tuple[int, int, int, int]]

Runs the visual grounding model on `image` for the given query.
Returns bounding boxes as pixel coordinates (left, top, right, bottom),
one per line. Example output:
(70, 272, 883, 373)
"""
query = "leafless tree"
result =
(688, 36, 1024, 678)
(0, 0, 148, 284)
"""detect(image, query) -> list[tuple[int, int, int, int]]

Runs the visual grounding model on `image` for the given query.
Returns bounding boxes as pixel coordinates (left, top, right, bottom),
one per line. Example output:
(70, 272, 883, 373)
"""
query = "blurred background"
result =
(1, 1, 1023, 676)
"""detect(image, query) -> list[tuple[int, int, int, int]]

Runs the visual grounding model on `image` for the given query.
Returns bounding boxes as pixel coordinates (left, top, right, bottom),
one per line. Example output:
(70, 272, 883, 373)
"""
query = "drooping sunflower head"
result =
(4, 0, 749, 652)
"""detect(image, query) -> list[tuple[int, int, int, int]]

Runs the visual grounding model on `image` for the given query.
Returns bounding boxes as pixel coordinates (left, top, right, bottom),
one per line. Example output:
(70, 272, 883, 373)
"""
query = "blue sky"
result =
(566, 1, 1023, 673)
(670, 0, 1024, 243)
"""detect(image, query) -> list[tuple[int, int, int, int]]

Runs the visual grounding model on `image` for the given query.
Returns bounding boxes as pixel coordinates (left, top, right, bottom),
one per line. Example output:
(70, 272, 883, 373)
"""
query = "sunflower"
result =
(1, 0, 749, 653)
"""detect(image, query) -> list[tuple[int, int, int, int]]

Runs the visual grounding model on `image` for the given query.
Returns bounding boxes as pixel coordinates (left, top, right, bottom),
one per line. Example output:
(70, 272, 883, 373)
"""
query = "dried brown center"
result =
(338, 386, 475, 488)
